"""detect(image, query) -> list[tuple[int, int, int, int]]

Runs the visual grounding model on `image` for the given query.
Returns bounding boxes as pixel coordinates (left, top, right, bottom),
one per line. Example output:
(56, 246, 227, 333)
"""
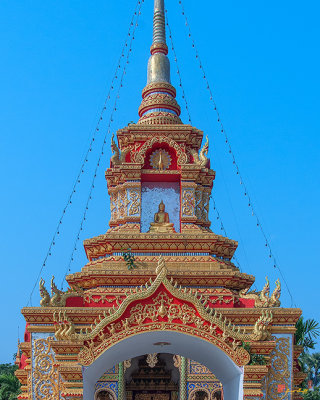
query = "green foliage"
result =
(300, 352, 320, 388)
(0, 364, 17, 377)
(123, 249, 137, 271)
(241, 341, 251, 353)
(303, 387, 320, 399)
(0, 363, 20, 400)
(296, 317, 320, 352)
(241, 342, 267, 365)
(296, 317, 320, 389)
(250, 354, 267, 365)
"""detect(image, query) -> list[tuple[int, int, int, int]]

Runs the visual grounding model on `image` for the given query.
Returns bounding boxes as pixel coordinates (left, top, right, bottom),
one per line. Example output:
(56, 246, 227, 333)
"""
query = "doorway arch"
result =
(94, 388, 117, 400)
(83, 330, 243, 400)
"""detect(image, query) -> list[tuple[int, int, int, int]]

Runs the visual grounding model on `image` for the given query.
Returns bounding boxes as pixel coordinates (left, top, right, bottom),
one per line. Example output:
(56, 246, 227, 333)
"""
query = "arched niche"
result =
(95, 388, 117, 400)
(82, 331, 243, 400)
(188, 389, 211, 400)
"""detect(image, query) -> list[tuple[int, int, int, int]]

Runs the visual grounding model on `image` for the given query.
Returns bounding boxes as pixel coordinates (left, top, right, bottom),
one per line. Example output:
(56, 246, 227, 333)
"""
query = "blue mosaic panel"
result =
(95, 381, 118, 397)
(187, 382, 222, 399)
(104, 365, 118, 374)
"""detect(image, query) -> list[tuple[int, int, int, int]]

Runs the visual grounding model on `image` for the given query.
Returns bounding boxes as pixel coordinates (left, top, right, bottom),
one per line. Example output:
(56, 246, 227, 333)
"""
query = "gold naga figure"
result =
(148, 200, 175, 233)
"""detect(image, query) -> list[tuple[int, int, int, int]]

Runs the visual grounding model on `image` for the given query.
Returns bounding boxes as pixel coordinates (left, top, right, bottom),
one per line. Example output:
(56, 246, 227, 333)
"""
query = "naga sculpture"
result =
(39, 278, 50, 307)
(240, 277, 281, 308)
(51, 276, 83, 307)
(39, 276, 82, 307)
(53, 311, 77, 341)
(270, 278, 281, 307)
(191, 135, 209, 167)
(110, 133, 131, 166)
(252, 310, 273, 341)
(50, 276, 65, 307)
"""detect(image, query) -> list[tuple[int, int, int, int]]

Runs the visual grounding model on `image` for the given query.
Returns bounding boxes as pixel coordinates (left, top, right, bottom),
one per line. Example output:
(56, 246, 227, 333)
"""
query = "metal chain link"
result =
(177, 0, 294, 306)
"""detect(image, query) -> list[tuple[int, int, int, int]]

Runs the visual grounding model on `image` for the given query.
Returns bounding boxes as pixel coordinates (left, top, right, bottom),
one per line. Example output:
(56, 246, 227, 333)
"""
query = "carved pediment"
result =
(77, 258, 251, 367)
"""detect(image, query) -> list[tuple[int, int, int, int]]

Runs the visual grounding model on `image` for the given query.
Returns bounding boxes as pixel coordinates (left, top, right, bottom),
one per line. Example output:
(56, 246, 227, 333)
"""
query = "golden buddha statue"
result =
(148, 200, 175, 233)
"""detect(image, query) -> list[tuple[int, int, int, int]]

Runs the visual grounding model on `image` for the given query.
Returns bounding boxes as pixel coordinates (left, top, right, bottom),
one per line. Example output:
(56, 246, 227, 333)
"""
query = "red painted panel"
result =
(65, 296, 85, 307)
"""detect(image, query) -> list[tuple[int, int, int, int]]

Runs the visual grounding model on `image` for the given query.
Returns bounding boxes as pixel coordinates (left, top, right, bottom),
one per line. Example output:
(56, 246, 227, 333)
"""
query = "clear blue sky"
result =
(0, 0, 319, 363)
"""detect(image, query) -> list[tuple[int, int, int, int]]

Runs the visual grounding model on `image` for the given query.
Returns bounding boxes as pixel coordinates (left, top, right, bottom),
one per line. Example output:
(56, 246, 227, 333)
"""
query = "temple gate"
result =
(15, 0, 306, 399)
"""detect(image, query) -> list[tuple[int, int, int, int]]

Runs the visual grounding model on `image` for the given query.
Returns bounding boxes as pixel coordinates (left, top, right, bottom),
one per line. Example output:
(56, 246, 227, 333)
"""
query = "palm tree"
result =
(296, 317, 320, 352)
(296, 317, 320, 390)
(0, 374, 21, 400)
(303, 387, 320, 399)
(301, 353, 320, 387)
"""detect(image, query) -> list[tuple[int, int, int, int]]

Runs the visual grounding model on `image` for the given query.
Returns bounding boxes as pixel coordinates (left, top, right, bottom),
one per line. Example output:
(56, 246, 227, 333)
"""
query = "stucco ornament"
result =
(75, 256, 251, 367)
(240, 277, 281, 308)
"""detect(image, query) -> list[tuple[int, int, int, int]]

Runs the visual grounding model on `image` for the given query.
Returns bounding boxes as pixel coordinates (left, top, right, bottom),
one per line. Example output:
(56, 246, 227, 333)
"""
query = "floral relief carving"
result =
(146, 353, 158, 368)
(195, 190, 203, 220)
(118, 190, 128, 219)
(127, 189, 141, 216)
(33, 337, 60, 400)
(134, 136, 187, 165)
(189, 360, 211, 375)
(110, 192, 118, 221)
(77, 263, 251, 368)
(182, 189, 195, 217)
(265, 337, 291, 400)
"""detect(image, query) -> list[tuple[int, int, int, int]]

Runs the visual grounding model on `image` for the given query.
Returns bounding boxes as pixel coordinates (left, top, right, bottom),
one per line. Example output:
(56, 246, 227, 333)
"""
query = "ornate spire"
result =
(15, 339, 21, 366)
(138, 0, 182, 125)
(148, 0, 170, 84)
(151, 0, 168, 53)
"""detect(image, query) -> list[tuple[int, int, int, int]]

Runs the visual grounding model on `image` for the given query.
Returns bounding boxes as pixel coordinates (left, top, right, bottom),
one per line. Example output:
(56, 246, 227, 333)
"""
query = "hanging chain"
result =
(26, 0, 144, 306)
(177, 0, 294, 305)
(165, 11, 192, 124)
(61, 0, 145, 289)
(167, 7, 242, 271)
(210, 196, 242, 271)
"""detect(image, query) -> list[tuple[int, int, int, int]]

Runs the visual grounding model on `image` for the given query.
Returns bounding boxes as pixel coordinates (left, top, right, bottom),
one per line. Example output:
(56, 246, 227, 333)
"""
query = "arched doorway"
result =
(95, 388, 116, 400)
(211, 390, 223, 400)
(189, 390, 210, 400)
(82, 330, 243, 400)
(125, 353, 179, 400)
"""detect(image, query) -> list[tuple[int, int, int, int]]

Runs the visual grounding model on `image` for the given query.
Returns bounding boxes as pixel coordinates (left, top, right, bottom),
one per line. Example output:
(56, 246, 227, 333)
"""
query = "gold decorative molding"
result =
(32, 337, 61, 399)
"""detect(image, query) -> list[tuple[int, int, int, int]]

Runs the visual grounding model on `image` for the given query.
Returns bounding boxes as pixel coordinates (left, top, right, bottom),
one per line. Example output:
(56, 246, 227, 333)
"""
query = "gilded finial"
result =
(156, 254, 167, 275)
